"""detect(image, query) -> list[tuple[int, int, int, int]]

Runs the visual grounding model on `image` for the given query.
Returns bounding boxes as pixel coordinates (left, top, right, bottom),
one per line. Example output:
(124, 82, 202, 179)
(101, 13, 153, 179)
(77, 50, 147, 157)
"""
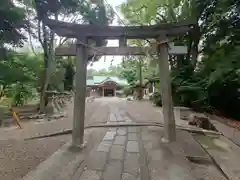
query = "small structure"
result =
(86, 76, 128, 97)
(132, 83, 146, 100)
(143, 77, 160, 96)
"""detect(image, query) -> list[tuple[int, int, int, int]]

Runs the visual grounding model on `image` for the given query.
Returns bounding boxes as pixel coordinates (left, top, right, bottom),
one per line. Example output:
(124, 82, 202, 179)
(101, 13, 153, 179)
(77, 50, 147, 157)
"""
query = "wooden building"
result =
(86, 76, 128, 97)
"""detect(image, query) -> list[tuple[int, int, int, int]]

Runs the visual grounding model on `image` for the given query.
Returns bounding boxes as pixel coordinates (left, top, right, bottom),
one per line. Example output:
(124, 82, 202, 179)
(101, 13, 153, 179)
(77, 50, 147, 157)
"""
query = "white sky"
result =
(88, 0, 126, 70)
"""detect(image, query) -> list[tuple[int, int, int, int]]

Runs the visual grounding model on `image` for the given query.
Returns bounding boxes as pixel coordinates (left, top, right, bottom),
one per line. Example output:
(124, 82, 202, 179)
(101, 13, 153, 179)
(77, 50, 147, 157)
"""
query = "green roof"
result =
(86, 79, 95, 86)
(87, 76, 128, 86)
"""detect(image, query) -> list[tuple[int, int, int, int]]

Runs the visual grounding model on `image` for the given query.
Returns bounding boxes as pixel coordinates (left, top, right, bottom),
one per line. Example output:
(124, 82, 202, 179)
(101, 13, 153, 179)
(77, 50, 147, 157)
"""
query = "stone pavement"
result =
(123, 100, 193, 128)
(194, 134, 240, 180)
(209, 118, 240, 146)
(21, 97, 228, 180)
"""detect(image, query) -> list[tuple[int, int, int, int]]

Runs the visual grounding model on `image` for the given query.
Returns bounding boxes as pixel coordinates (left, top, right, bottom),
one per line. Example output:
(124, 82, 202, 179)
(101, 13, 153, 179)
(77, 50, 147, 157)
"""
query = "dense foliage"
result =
(0, 53, 43, 105)
(120, 0, 240, 119)
(0, 0, 28, 48)
(0, 0, 113, 109)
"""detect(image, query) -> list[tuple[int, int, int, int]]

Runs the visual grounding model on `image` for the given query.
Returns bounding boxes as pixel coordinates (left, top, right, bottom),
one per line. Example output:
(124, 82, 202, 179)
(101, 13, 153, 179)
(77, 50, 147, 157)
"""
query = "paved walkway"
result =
(21, 98, 228, 180)
(210, 118, 240, 146)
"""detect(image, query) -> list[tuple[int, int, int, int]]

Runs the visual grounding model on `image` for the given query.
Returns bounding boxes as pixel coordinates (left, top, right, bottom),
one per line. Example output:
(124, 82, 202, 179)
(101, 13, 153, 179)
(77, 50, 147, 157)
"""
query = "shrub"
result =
(123, 87, 132, 97)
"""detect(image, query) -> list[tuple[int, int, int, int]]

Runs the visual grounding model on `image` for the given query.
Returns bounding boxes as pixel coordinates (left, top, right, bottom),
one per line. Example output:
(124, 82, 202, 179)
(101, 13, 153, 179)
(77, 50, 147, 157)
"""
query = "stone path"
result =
(17, 97, 239, 180)
(123, 100, 193, 128)
(210, 118, 240, 146)
(73, 98, 226, 180)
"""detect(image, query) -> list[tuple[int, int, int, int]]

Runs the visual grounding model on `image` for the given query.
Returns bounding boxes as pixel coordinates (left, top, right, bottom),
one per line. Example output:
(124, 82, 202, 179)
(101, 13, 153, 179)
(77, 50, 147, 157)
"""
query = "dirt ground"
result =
(0, 100, 102, 180)
(0, 136, 70, 180)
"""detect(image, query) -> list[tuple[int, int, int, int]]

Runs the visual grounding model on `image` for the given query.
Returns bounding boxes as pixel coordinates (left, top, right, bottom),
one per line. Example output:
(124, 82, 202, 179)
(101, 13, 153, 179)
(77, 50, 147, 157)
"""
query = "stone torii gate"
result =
(44, 18, 194, 148)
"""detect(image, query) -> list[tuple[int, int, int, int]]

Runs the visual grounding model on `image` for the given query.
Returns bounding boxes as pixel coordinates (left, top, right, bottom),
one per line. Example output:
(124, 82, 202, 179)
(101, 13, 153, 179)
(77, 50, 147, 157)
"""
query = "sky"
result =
(88, 0, 126, 70)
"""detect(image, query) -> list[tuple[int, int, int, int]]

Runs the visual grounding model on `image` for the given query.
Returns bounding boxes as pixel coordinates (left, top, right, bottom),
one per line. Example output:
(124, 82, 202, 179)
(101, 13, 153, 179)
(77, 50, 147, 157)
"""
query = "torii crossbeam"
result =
(55, 43, 187, 56)
(45, 18, 192, 39)
(44, 17, 194, 149)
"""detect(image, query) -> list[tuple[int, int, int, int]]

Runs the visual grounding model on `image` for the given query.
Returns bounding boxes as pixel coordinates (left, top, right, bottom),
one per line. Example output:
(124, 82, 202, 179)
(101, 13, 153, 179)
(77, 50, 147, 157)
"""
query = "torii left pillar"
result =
(72, 39, 87, 149)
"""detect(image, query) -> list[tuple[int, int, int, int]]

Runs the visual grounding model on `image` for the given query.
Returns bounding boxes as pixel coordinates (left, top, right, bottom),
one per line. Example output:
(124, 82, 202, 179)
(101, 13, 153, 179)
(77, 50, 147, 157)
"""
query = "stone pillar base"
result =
(69, 141, 87, 152)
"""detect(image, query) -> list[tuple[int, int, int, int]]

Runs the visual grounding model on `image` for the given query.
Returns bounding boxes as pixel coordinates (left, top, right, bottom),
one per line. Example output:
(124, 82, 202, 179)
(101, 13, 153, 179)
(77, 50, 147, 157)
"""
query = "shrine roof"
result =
(86, 76, 128, 86)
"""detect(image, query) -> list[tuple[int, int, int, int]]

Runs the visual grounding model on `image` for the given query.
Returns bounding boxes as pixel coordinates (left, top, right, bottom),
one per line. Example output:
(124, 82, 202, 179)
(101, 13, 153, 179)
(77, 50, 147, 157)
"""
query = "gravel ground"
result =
(0, 136, 70, 180)
(0, 100, 103, 180)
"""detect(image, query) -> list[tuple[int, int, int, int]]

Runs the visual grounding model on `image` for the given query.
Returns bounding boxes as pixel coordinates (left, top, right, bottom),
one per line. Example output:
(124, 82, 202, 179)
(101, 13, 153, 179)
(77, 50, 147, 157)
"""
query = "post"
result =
(138, 58, 143, 100)
(157, 35, 176, 142)
(152, 82, 155, 93)
(102, 87, 104, 97)
(72, 38, 88, 148)
(119, 36, 127, 47)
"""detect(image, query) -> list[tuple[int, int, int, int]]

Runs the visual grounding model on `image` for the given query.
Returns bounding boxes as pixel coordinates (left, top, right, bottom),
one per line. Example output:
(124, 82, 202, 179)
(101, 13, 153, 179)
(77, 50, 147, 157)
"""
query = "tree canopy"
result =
(0, 0, 114, 107)
(0, 0, 28, 49)
(120, 0, 240, 119)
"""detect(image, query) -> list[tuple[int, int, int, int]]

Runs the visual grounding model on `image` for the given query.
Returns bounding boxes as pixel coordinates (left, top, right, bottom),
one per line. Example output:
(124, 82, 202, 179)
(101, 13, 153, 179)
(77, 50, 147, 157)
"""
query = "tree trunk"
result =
(38, 13, 56, 113)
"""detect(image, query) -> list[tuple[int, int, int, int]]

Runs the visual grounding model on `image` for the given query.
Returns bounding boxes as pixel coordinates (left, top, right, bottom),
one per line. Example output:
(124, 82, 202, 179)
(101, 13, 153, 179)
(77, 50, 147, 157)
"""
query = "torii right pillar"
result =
(157, 34, 176, 142)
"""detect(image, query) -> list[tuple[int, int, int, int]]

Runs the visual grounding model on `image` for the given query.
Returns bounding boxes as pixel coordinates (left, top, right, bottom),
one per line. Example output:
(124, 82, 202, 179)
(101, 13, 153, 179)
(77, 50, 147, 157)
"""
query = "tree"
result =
(0, 52, 43, 105)
(27, 0, 114, 112)
(63, 57, 75, 91)
(120, 0, 240, 119)
(0, 0, 28, 54)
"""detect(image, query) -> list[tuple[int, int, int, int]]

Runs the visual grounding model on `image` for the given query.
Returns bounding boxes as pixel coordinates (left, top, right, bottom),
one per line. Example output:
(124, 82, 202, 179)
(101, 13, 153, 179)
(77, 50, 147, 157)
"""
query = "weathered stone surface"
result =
(110, 145, 125, 160)
(87, 151, 108, 171)
(141, 133, 155, 141)
(97, 140, 112, 152)
(79, 170, 101, 180)
(115, 113, 124, 122)
(128, 133, 138, 141)
(127, 141, 139, 153)
(147, 147, 173, 169)
(148, 149, 171, 162)
(110, 114, 117, 122)
(121, 173, 136, 180)
(103, 160, 122, 180)
(117, 128, 127, 136)
(128, 127, 137, 133)
(124, 153, 140, 177)
(114, 136, 126, 145)
(150, 163, 196, 180)
(109, 128, 117, 132)
(124, 116, 133, 122)
(103, 131, 116, 141)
